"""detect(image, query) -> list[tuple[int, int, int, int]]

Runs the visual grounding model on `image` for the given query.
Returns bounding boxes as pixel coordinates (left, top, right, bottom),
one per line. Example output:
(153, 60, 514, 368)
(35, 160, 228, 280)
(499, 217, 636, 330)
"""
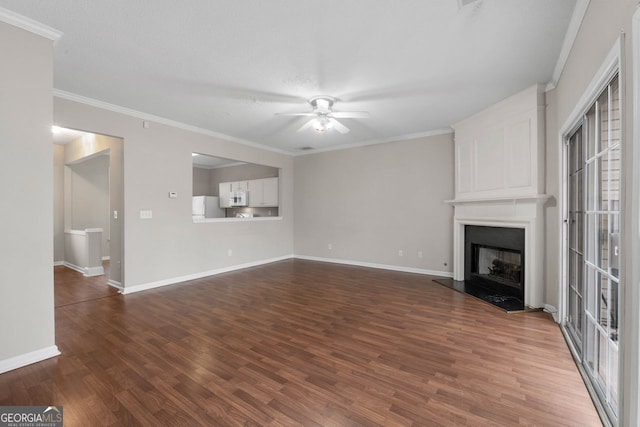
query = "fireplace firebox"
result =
(465, 225, 525, 302)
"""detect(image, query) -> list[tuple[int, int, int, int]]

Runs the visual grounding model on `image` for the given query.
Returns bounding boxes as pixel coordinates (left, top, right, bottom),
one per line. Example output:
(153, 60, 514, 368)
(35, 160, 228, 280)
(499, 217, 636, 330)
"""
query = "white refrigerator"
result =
(192, 196, 225, 219)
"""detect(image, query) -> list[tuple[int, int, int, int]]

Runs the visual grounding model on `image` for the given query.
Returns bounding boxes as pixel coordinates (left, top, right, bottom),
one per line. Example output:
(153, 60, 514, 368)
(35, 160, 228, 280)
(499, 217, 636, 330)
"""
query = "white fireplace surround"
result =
(449, 85, 548, 308)
(449, 196, 549, 308)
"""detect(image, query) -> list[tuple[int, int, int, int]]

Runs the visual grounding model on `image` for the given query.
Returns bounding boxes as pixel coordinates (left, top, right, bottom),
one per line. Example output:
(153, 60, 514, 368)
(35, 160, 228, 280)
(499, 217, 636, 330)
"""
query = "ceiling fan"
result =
(277, 96, 370, 134)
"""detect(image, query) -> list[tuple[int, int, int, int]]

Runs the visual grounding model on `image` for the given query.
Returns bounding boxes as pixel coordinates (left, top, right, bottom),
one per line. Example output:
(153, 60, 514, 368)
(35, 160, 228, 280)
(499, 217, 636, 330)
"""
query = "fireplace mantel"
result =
(450, 85, 547, 309)
(445, 194, 550, 205)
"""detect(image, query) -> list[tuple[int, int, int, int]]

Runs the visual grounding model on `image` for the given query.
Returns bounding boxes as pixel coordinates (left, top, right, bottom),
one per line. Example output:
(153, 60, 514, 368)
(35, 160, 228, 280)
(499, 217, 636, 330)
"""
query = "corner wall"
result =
(0, 22, 58, 368)
(293, 133, 454, 275)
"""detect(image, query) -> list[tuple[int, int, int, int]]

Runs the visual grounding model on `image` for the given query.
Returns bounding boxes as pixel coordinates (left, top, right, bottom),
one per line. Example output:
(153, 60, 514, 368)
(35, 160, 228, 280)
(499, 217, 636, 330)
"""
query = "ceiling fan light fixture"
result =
(313, 116, 333, 133)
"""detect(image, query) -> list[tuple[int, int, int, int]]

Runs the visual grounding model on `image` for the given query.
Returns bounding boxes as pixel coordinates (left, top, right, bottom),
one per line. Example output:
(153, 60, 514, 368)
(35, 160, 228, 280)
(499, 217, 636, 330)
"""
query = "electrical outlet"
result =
(328, 243, 332, 250)
(227, 249, 233, 256)
(418, 251, 423, 258)
(398, 250, 403, 257)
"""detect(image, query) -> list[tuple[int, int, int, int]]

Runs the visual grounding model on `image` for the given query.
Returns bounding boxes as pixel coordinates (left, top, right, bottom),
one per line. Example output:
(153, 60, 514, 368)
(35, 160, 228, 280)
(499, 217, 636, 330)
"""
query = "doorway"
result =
(53, 128, 124, 289)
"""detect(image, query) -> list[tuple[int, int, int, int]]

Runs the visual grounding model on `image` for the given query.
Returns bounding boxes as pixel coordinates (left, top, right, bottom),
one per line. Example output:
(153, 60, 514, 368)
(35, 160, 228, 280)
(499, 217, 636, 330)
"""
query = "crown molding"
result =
(292, 127, 454, 156)
(53, 89, 294, 156)
(0, 7, 63, 44)
(546, 0, 590, 91)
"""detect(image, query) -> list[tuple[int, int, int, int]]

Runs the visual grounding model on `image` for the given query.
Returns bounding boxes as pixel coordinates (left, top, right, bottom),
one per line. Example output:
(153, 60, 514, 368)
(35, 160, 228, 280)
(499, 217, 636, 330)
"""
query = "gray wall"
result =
(54, 98, 294, 289)
(69, 154, 110, 256)
(544, 2, 638, 424)
(0, 22, 56, 362)
(294, 133, 454, 274)
(53, 144, 65, 263)
(192, 166, 212, 196)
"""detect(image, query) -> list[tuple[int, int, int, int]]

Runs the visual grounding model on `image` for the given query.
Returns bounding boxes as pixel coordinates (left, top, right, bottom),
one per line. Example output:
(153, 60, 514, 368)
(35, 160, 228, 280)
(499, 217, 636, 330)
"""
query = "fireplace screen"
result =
(472, 245, 522, 289)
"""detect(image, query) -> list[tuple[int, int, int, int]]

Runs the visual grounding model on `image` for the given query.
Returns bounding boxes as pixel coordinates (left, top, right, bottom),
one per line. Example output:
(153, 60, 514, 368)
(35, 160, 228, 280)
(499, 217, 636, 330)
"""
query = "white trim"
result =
(0, 7, 63, 44)
(292, 128, 454, 156)
(53, 261, 64, 267)
(294, 255, 453, 278)
(0, 346, 60, 375)
(108, 279, 123, 291)
(193, 216, 282, 224)
(445, 194, 550, 205)
(102, 256, 111, 261)
(120, 255, 295, 295)
(624, 8, 640, 427)
(53, 89, 292, 156)
(546, 0, 590, 91)
(84, 266, 105, 277)
(63, 261, 104, 277)
(543, 304, 559, 323)
(120, 255, 453, 296)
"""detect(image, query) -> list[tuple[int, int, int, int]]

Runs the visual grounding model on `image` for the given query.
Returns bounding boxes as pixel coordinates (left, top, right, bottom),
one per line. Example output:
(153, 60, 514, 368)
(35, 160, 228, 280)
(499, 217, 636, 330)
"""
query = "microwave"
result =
(229, 191, 248, 207)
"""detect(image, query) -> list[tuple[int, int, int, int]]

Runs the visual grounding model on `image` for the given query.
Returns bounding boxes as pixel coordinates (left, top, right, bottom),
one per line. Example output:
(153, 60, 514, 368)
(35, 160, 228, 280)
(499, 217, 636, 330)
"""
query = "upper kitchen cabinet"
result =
(248, 177, 279, 207)
(219, 180, 249, 208)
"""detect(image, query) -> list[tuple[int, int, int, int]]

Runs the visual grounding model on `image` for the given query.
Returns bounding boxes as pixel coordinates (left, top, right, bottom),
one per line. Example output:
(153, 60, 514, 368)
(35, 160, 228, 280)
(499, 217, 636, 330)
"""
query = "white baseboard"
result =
(102, 256, 111, 261)
(121, 254, 453, 295)
(85, 265, 105, 277)
(293, 255, 454, 278)
(0, 345, 60, 375)
(53, 261, 64, 267)
(62, 262, 84, 275)
(108, 279, 123, 291)
(543, 304, 559, 323)
(63, 262, 104, 277)
(121, 255, 295, 295)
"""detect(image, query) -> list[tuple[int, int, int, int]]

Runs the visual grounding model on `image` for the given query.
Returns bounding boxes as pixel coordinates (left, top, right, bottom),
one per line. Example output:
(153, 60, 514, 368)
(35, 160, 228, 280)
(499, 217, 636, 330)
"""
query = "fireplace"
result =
(465, 225, 525, 302)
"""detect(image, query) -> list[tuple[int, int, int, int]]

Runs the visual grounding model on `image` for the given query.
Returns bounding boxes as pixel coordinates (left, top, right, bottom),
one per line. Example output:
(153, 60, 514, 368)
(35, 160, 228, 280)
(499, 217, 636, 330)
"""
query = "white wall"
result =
(192, 166, 212, 196)
(293, 133, 454, 275)
(0, 22, 58, 366)
(545, 2, 638, 425)
(53, 144, 65, 263)
(53, 97, 294, 290)
(68, 154, 110, 256)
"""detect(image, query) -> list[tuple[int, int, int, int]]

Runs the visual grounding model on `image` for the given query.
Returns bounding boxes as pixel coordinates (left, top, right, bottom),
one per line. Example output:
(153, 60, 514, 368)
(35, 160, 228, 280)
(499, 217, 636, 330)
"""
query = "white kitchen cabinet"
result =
(218, 181, 249, 207)
(262, 177, 278, 207)
(248, 177, 278, 207)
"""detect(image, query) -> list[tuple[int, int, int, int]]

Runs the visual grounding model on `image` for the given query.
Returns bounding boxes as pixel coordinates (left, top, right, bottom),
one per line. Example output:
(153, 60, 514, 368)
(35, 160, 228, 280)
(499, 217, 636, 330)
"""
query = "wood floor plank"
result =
(0, 259, 602, 426)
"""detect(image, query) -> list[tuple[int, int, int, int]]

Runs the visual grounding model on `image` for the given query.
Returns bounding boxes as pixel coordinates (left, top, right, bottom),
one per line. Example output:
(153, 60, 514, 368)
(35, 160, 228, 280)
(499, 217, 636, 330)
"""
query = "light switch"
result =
(139, 210, 153, 219)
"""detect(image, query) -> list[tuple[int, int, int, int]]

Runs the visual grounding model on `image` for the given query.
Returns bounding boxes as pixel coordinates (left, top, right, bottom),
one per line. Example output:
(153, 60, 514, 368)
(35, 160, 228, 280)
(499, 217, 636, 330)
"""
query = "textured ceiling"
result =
(1, 0, 578, 154)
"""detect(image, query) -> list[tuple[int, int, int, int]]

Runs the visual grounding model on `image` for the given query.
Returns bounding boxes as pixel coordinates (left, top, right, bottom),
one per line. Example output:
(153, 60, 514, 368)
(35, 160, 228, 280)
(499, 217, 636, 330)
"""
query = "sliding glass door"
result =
(564, 74, 621, 422)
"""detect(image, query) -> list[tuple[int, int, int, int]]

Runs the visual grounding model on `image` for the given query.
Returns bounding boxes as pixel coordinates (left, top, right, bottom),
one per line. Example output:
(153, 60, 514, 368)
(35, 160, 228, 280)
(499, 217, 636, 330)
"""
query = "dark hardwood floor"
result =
(54, 262, 119, 308)
(1, 260, 601, 426)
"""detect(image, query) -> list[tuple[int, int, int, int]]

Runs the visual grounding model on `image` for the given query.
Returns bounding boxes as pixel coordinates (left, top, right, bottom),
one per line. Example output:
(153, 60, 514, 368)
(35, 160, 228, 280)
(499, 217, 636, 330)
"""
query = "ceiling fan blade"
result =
(276, 112, 316, 117)
(329, 118, 350, 134)
(296, 119, 316, 133)
(330, 111, 370, 119)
